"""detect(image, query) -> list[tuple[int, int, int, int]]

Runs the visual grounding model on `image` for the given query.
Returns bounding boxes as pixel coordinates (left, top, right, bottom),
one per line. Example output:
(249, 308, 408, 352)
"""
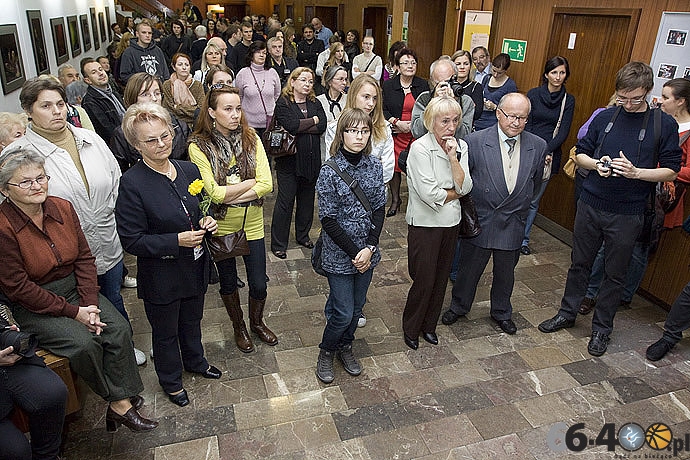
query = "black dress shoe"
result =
(386, 206, 398, 217)
(538, 314, 575, 333)
(130, 395, 144, 410)
(198, 365, 222, 379)
(587, 331, 609, 357)
(493, 318, 517, 335)
(168, 389, 190, 407)
(403, 333, 419, 350)
(520, 245, 531, 255)
(646, 338, 675, 361)
(441, 309, 462, 325)
(299, 240, 314, 249)
(422, 332, 438, 345)
(236, 277, 245, 288)
(272, 250, 287, 259)
(106, 405, 159, 432)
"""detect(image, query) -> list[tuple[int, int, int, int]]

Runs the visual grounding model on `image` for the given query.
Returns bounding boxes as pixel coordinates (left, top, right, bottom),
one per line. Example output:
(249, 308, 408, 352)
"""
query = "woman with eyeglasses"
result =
(9, 77, 148, 366)
(382, 48, 429, 217)
(270, 67, 327, 259)
(352, 36, 382, 81)
(235, 41, 282, 138)
(314, 108, 386, 384)
(115, 102, 222, 407)
(0, 146, 158, 433)
(187, 85, 276, 353)
(520, 56, 575, 255)
(162, 53, 205, 128)
(110, 72, 190, 172)
(474, 53, 518, 131)
(316, 65, 348, 161)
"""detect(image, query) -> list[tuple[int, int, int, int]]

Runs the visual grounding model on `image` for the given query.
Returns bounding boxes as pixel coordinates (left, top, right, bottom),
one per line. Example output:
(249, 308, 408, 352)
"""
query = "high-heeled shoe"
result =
(105, 405, 159, 432)
(386, 205, 399, 217)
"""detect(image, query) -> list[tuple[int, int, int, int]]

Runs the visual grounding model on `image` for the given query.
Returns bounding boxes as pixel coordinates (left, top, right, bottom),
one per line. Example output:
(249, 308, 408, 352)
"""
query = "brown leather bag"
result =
(207, 208, 250, 261)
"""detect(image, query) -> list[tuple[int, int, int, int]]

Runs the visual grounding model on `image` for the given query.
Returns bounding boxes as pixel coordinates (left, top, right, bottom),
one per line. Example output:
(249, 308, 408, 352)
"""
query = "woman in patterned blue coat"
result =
(314, 108, 386, 384)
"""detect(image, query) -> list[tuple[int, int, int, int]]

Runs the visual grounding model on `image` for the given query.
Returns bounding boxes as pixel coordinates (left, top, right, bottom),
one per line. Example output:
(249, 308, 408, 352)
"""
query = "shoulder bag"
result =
(260, 95, 297, 158)
(207, 207, 250, 262)
(312, 159, 373, 276)
(543, 93, 568, 181)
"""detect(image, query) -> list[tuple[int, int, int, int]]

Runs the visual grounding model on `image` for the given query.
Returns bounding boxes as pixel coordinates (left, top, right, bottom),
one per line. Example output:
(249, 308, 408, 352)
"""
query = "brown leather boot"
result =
(221, 292, 254, 352)
(249, 296, 278, 345)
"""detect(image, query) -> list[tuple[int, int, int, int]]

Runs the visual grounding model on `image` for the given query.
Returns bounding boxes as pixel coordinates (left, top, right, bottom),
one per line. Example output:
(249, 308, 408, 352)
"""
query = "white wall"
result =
(0, 0, 115, 113)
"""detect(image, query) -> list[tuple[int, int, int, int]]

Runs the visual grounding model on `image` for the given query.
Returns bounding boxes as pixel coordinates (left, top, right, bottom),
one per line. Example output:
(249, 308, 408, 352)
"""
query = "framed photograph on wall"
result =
(80, 14, 91, 51)
(0, 24, 26, 94)
(26, 10, 50, 75)
(50, 18, 69, 65)
(90, 8, 100, 50)
(67, 15, 81, 58)
(98, 12, 106, 44)
(105, 6, 112, 42)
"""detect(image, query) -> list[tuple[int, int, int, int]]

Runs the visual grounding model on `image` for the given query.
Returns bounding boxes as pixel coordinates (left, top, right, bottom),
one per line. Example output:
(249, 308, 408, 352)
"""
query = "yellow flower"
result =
(188, 179, 204, 196)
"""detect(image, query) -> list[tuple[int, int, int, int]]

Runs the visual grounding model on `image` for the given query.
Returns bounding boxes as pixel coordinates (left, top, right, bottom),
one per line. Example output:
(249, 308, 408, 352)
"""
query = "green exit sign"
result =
(501, 38, 527, 63)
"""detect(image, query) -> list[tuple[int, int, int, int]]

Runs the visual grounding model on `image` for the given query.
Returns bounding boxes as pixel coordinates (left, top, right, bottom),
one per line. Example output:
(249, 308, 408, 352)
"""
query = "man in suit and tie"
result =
(441, 92, 548, 334)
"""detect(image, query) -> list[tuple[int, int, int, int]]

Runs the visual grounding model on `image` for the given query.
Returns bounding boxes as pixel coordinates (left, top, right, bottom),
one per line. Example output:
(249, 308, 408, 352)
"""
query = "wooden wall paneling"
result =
(406, 0, 447, 80)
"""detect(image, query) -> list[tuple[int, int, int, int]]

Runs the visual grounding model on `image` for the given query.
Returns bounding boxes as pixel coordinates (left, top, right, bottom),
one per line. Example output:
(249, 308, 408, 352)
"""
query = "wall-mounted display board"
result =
(649, 12, 690, 104)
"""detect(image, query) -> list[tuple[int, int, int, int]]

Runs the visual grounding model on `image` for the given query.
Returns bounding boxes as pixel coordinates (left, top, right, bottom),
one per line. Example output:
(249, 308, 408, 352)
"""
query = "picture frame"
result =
(105, 6, 112, 42)
(98, 12, 106, 44)
(80, 14, 91, 52)
(658, 63, 677, 79)
(67, 15, 81, 58)
(26, 10, 50, 75)
(666, 29, 687, 46)
(50, 17, 68, 65)
(0, 24, 26, 95)
(90, 8, 100, 50)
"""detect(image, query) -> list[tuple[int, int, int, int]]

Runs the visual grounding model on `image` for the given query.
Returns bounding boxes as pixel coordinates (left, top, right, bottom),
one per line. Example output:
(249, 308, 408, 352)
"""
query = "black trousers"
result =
(403, 225, 458, 337)
(557, 200, 642, 335)
(144, 292, 209, 394)
(0, 362, 67, 460)
(271, 168, 316, 252)
(660, 281, 690, 344)
(449, 240, 520, 321)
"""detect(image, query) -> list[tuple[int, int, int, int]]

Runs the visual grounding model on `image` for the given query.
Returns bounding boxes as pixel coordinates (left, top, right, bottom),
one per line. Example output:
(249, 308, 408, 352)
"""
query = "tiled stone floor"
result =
(59, 187, 690, 459)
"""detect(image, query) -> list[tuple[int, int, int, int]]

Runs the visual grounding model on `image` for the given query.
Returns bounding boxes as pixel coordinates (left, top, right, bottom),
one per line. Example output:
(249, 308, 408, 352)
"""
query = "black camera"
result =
(446, 77, 464, 98)
(0, 304, 37, 358)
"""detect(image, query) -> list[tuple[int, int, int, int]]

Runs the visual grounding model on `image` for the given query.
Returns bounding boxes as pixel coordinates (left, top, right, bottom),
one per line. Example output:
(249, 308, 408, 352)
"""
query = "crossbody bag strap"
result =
(362, 56, 376, 73)
(552, 93, 568, 138)
(323, 158, 373, 213)
(680, 130, 690, 147)
(250, 69, 268, 116)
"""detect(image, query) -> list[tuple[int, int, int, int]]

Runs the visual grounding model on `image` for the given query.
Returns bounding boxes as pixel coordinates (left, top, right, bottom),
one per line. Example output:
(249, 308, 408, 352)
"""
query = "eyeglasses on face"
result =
(7, 174, 50, 189)
(615, 95, 646, 106)
(498, 108, 528, 123)
(139, 130, 173, 148)
(344, 128, 371, 136)
(472, 54, 487, 62)
(210, 83, 232, 91)
(296, 77, 314, 85)
(399, 60, 417, 67)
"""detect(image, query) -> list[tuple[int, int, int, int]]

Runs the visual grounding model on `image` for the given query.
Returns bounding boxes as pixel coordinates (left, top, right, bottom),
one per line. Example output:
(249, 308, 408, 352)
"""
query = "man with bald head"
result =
(311, 17, 333, 47)
(442, 93, 548, 334)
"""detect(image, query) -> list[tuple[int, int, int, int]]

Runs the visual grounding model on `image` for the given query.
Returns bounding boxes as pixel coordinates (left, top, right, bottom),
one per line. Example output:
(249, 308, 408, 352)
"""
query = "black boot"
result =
(249, 296, 278, 345)
(221, 291, 254, 352)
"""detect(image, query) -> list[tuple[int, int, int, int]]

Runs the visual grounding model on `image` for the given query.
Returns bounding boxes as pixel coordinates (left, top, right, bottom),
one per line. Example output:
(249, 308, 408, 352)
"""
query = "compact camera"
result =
(0, 303, 37, 358)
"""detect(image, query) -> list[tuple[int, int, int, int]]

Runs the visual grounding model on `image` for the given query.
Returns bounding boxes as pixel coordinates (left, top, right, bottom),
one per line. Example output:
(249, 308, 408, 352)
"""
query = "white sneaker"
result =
(134, 347, 146, 365)
(357, 314, 366, 328)
(122, 276, 137, 288)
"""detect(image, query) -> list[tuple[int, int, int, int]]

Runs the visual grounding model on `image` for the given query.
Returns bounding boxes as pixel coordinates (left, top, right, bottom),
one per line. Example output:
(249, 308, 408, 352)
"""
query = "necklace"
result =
(400, 81, 412, 90)
(142, 159, 173, 179)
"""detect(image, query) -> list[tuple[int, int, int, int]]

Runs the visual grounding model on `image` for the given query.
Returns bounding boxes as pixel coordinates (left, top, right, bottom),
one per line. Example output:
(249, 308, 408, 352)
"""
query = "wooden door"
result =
(223, 3, 247, 21)
(406, 0, 447, 80)
(315, 6, 339, 34)
(538, 8, 640, 230)
(362, 7, 388, 61)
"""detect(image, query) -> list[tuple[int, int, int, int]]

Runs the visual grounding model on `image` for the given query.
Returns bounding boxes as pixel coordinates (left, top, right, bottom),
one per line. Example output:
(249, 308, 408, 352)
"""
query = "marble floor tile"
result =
(331, 404, 395, 440)
(475, 351, 532, 379)
(517, 345, 573, 370)
(360, 425, 430, 459)
(263, 369, 322, 398)
(154, 436, 219, 460)
(514, 393, 577, 427)
(464, 433, 535, 460)
(415, 413, 483, 453)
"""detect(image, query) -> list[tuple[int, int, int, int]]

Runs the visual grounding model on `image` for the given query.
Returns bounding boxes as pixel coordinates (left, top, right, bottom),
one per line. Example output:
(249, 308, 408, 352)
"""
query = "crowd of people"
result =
(1, 5, 690, 459)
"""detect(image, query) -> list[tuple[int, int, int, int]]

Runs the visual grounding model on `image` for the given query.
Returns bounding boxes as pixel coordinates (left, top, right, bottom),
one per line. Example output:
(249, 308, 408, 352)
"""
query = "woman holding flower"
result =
(115, 102, 222, 408)
(188, 85, 276, 353)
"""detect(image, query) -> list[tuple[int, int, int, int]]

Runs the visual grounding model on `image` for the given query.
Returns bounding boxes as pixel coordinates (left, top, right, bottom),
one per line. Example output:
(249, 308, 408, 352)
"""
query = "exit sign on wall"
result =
(501, 38, 527, 63)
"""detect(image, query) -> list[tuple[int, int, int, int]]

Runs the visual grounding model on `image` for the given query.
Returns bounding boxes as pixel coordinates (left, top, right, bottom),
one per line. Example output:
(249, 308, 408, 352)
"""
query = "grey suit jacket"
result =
(466, 125, 548, 250)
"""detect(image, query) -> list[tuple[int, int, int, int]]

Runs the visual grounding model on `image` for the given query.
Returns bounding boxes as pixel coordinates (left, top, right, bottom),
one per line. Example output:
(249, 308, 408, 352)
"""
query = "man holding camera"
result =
(538, 62, 682, 356)
(411, 57, 475, 141)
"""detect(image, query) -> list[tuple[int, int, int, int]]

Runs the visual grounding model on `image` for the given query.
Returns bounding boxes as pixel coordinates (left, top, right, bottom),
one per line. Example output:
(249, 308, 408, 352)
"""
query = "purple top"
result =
(577, 107, 607, 140)
(235, 62, 282, 129)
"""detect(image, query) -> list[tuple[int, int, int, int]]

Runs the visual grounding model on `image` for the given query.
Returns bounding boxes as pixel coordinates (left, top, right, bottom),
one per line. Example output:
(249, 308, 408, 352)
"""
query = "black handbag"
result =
(397, 137, 414, 173)
(261, 116, 297, 158)
(207, 208, 250, 262)
(458, 194, 481, 238)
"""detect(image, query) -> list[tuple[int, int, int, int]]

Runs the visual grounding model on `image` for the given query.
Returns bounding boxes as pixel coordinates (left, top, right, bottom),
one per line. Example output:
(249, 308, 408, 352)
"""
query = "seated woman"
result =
(0, 147, 157, 433)
(0, 320, 67, 460)
(115, 103, 221, 407)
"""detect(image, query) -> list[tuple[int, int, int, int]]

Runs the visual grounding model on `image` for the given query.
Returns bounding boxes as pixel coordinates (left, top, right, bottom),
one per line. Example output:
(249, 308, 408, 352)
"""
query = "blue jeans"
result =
(585, 241, 650, 303)
(98, 259, 128, 321)
(522, 178, 549, 247)
(320, 269, 373, 352)
(216, 238, 267, 300)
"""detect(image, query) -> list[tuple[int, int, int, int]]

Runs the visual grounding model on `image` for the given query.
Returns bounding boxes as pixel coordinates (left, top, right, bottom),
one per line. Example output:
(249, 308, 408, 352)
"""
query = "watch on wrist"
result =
(366, 244, 377, 253)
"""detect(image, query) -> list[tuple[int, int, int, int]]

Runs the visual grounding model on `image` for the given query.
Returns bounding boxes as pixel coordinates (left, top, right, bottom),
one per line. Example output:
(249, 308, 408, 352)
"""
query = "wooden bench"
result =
(10, 349, 82, 433)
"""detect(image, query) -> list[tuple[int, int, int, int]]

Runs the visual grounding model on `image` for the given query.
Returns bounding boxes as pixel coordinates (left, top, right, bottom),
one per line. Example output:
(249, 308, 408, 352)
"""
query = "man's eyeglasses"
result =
(615, 95, 646, 106)
(498, 108, 528, 124)
(7, 175, 50, 189)
(344, 128, 371, 136)
(139, 130, 173, 148)
(472, 54, 487, 62)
